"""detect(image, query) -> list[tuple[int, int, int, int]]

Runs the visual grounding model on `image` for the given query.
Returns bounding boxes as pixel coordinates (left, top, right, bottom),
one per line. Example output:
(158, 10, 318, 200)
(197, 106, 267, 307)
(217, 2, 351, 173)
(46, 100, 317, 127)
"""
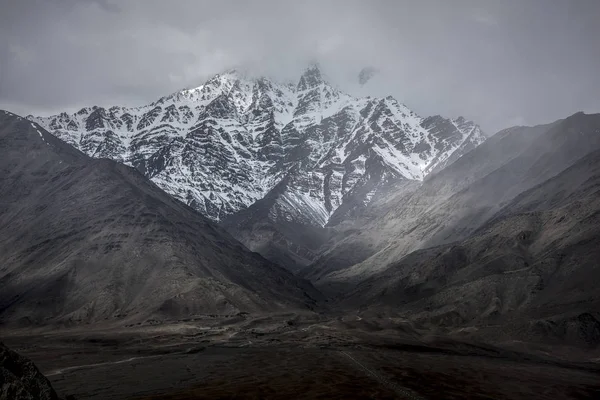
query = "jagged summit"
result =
(28, 66, 486, 224)
(297, 63, 325, 91)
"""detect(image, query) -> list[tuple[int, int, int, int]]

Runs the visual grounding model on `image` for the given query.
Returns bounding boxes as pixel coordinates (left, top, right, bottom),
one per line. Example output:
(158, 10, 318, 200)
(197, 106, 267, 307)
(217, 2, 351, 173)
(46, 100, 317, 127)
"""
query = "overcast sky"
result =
(1, 0, 599, 133)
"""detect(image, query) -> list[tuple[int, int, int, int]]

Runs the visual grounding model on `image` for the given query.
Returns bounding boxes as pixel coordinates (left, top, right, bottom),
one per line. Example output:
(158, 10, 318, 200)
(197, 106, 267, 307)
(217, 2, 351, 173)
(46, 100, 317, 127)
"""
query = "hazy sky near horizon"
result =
(1, 0, 599, 133)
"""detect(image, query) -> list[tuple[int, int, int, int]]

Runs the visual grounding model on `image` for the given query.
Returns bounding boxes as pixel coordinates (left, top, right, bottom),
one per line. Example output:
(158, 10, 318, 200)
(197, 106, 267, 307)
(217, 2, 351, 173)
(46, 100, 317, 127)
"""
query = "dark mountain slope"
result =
(0, 111, 319, 326)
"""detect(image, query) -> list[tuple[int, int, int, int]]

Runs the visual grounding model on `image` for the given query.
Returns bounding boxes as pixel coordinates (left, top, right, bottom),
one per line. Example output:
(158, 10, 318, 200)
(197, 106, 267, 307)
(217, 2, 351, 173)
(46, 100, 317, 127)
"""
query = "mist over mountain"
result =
(357, 67, 378, 86)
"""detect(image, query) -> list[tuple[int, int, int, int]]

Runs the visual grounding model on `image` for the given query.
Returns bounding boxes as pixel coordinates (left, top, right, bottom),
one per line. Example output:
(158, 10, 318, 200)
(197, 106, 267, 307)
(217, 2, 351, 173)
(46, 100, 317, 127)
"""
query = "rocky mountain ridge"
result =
(28, 65, 485, 225)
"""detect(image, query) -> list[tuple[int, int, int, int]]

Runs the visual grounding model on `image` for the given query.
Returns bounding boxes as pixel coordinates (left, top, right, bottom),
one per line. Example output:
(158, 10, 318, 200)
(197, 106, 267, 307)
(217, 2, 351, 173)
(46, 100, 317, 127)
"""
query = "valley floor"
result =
(2, 313, 599, 400)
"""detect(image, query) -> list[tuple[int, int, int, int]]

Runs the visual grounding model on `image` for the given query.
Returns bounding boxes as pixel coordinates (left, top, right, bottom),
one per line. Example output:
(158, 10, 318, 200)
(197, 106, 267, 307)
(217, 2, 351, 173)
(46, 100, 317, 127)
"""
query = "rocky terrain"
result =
(0, 110, 319, 326)
(0, 342, 61, 400)
(28, 65, 485, 270)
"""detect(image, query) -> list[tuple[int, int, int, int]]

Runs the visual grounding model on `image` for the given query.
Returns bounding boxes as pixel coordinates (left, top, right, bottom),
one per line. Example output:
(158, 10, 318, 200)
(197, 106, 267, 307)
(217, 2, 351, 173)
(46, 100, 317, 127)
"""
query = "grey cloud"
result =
(1, 0, 599, 132)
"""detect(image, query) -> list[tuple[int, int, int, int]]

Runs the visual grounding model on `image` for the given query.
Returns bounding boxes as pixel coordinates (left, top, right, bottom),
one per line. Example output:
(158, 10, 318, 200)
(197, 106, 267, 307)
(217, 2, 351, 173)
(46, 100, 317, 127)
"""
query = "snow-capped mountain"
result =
(28, 64, 485, 225)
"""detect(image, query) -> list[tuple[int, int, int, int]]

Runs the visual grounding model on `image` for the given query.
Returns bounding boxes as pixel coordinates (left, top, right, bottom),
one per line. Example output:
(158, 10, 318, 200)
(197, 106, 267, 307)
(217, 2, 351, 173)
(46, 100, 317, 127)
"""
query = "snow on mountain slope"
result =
(29, 64, 485, 225)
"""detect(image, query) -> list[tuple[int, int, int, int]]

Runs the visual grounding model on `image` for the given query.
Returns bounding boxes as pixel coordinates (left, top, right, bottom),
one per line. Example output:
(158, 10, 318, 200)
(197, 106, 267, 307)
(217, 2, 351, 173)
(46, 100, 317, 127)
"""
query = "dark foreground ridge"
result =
(0, 342, 61, 400)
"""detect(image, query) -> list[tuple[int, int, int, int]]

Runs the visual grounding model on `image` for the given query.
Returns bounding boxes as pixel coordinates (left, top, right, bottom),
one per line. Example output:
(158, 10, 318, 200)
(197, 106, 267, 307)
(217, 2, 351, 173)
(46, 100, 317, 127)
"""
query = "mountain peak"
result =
(297, 63, 324, 91)
(29, 66, 487, 228)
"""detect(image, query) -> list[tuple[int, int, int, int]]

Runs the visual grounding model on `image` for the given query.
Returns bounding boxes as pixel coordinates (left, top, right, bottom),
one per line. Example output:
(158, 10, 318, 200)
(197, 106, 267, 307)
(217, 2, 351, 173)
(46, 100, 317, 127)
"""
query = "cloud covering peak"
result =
(1, 0, 599, 132)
